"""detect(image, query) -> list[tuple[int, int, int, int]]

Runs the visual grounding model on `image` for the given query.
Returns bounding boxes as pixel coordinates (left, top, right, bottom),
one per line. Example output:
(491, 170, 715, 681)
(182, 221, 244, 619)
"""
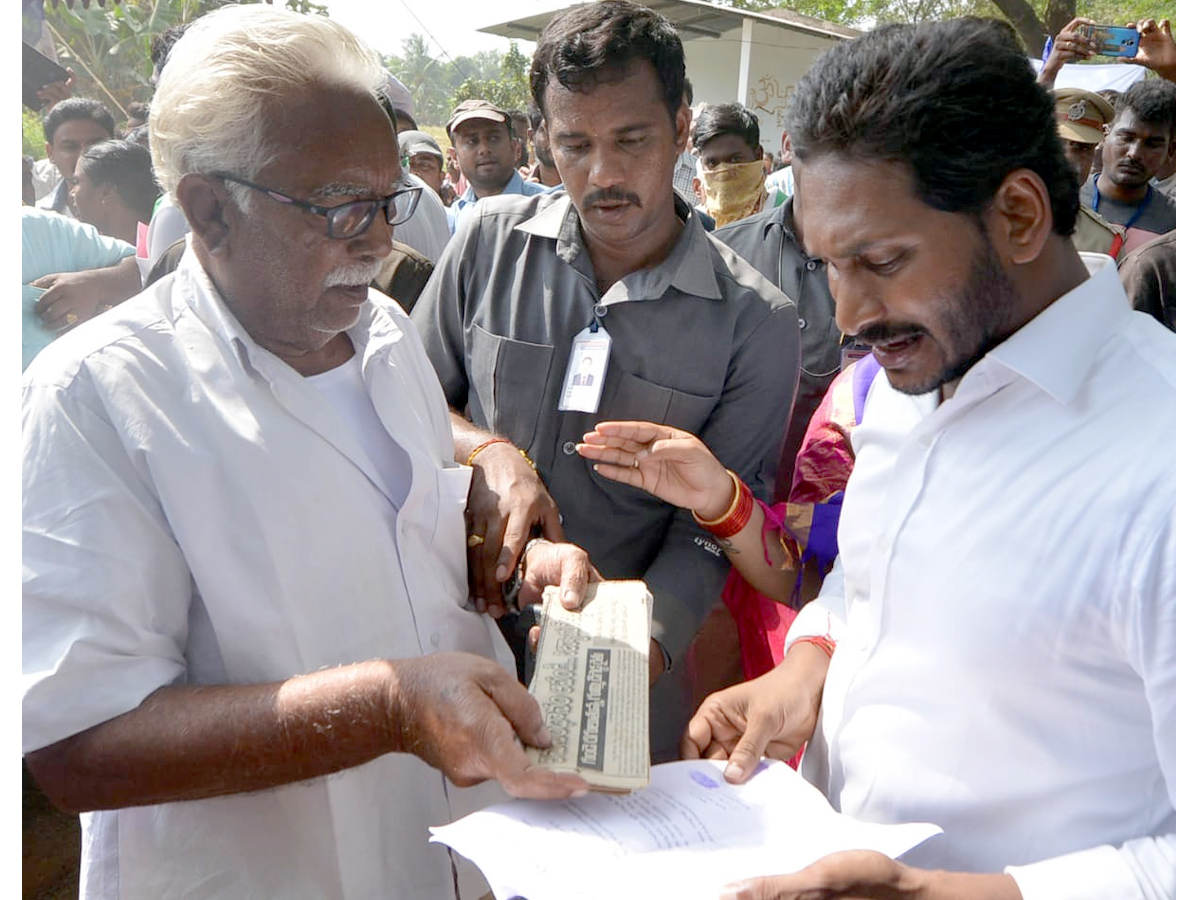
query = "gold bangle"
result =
(692, 470, 741, 527)
(465, 437, 538, 474)
(466, 437, 509, 467)
(515, 447, 538, 474)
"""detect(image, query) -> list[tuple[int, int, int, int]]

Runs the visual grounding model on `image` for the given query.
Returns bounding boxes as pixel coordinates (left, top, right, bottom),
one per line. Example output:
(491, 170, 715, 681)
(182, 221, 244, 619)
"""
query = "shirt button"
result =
(877, 535, 889, 552)
(797, 317, 807, 329)
(594, 305, 608, 318)
(806, 260, 818, 271)
(919, 435, 933, 449)
(562, 441, 577, 455)
(430, 633, 440, 648)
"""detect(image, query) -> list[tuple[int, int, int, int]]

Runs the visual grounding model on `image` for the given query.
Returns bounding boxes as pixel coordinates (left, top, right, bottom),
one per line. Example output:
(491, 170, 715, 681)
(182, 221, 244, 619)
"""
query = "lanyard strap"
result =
(1092, 174, 1154, 230)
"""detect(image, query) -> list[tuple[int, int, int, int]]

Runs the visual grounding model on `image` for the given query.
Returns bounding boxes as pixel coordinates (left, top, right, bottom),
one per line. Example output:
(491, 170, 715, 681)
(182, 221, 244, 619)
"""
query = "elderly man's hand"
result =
(718, 851, 1022, 900)
(389, 652, 589, 799)
(465, 442, 565, 612)
(1120, 19, 1176, 80)
(33, 257, 141, 333)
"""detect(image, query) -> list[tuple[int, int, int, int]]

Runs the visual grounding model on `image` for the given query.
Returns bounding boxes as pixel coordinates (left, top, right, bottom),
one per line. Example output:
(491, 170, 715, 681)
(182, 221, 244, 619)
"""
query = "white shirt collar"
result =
(983, 252, 1125, 407)
(175, 246, 401, 381)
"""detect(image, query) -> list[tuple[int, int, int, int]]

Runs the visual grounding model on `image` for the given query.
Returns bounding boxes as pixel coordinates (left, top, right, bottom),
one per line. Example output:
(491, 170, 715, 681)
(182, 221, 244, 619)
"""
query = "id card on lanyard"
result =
(558, 324, 612, 413)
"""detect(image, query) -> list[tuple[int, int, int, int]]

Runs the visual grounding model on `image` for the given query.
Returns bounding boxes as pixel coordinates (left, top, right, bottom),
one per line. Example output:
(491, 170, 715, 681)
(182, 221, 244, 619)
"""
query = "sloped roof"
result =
(479, 0, 859, 43)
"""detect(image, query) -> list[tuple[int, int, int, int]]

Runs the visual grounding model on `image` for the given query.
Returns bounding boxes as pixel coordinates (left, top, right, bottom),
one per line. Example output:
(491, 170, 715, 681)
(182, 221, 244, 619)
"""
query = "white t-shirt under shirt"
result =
(306, 350, 413, 511)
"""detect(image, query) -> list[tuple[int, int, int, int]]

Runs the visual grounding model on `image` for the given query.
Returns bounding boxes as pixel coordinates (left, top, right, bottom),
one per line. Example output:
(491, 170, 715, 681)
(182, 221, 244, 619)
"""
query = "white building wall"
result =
(681, 20, 842, 159)
(683, 31, 743, 110)
(738, 22, 840, 156)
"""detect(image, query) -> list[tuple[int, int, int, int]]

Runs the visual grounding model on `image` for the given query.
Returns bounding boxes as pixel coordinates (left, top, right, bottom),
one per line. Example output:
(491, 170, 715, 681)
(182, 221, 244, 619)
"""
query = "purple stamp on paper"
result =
(690, 770, 720, 789)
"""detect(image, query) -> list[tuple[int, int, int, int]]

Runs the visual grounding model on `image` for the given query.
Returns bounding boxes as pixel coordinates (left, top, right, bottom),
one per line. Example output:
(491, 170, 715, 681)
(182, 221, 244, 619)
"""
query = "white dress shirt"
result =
(788, 254, 1175, 899)
(23, 248, 511, 899)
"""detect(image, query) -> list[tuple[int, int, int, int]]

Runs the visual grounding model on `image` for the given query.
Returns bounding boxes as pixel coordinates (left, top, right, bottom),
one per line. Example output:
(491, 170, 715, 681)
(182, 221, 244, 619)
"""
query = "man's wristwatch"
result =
(503, 537, 552, 611)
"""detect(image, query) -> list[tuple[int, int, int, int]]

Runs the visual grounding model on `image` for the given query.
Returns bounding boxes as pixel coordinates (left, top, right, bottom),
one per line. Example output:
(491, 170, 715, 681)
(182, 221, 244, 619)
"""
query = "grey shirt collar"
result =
(516, 192, 723, 302)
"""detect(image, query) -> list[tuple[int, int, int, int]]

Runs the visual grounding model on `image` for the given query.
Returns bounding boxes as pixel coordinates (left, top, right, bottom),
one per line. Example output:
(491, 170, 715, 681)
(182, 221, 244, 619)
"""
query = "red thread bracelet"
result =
(793, 634, 836, 658)
(466, 437, 510, 467)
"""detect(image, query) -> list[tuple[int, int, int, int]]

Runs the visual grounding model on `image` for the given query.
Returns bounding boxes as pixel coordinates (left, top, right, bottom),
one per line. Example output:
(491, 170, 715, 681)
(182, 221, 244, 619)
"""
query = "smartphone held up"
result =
(1077, 24, 1141, 58)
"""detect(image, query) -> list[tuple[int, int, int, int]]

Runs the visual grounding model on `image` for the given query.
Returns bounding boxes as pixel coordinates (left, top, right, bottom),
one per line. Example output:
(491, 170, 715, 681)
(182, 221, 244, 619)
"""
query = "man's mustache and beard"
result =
(855, 234, 1021, 396)
(324, 259, 385, 290)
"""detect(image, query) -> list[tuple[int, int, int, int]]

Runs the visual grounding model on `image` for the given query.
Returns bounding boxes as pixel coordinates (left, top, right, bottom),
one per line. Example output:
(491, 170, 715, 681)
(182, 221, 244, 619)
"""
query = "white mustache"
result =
(324, 261, 384, 288)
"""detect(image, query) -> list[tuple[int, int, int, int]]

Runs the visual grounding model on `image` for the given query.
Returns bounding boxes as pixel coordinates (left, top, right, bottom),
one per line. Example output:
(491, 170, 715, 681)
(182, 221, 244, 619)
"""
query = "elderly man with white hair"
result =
(21, 6, 593, 899)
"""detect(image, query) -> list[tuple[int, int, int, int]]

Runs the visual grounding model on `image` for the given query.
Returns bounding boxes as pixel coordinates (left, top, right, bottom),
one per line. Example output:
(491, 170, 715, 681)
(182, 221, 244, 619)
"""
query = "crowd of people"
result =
(22, 3, 1175, 899)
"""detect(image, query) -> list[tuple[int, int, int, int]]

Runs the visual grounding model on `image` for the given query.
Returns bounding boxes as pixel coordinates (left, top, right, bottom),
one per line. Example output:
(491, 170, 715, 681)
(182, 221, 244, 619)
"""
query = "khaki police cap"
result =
(1053, 88, 1116, 145)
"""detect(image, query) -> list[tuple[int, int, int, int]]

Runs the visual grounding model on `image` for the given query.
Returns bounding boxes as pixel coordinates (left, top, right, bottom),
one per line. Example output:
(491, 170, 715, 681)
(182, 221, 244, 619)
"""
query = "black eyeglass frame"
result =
(213, 172, 422, 239)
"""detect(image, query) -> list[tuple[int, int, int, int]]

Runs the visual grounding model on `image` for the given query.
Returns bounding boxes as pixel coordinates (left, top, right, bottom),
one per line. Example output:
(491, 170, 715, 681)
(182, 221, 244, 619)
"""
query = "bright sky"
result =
(318, 0, 557, 61)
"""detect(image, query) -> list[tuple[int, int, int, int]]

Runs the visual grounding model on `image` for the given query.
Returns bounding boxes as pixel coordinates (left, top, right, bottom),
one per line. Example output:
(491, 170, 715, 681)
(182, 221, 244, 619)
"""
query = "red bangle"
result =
(794, 634, 836, 658)
(693, 470, 754, 539)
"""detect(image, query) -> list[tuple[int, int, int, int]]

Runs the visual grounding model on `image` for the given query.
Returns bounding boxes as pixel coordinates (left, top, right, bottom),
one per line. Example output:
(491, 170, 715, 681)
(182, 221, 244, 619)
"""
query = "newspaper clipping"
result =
(526, 580, 653, 792)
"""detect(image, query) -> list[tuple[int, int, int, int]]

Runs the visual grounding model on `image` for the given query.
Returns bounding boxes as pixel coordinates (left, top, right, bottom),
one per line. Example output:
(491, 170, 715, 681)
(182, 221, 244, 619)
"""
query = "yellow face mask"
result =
(698, 159, 767, 228)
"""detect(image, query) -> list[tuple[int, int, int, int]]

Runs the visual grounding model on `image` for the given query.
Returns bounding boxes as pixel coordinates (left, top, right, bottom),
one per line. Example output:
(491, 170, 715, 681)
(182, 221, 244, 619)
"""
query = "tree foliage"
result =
(42, 0, 329, 119)
(721, 0, 1175, 54)
(43, 0, 534, 143)
(384, 39, 534, 128)
(450, 44, 534, 117)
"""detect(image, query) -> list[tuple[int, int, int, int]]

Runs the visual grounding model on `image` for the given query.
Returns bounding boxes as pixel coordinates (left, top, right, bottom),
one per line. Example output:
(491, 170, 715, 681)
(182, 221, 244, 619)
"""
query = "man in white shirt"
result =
(682, 19, 1174, 900)
(22, 8, 592, 900)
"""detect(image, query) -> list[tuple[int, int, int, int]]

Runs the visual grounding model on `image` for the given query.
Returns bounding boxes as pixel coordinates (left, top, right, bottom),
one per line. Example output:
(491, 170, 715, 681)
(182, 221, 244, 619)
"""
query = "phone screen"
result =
(1079, 24, 1140, 58)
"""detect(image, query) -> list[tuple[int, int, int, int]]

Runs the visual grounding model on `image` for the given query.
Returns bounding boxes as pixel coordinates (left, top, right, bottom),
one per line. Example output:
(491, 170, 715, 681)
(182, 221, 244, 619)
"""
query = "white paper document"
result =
(429, 758, 942, 900)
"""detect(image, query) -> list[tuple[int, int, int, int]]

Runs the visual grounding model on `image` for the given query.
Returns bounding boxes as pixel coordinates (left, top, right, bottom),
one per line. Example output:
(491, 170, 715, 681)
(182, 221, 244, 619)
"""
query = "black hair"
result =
(43, 97, 116, 145)
(530, 0, 686, 123)
(785, 17, 1079, 236)
(78, 139, 160, 223)
(527, 102, 543, 132)
(1113, 79, 1175, 137)
(394, 109, 418, 133)
(507, 108, 531, 130)
(124, 124, 150, 148)
(692, 102, 760, 153)
(126, 101, 150, 122)
(375, 90, 399, 132)
(151, 23, 190, 73)
(682, 77, 693, 107)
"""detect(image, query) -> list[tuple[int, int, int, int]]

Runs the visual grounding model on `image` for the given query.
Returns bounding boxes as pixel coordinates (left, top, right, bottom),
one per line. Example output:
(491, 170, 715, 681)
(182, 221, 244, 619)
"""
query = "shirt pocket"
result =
(468, 325, 555, 448)
(403, 463, 474, 611)
(599, 371, 717, 436)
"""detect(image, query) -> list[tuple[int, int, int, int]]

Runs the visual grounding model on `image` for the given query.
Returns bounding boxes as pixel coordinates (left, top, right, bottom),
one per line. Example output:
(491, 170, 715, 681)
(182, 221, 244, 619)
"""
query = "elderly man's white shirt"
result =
(788, 254, 1175, 899)
(22, 249, 511, 899)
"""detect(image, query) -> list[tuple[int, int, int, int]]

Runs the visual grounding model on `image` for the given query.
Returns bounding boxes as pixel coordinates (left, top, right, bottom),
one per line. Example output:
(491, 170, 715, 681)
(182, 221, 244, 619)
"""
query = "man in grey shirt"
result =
(1079, 79, 1175, 235)
(413, 0, 799, 761)
(713, 190, 842, 501)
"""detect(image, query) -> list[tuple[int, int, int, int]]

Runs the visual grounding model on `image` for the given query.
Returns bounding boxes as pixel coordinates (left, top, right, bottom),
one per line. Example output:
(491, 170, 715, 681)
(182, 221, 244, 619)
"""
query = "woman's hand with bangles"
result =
(577, 421, 734, 520)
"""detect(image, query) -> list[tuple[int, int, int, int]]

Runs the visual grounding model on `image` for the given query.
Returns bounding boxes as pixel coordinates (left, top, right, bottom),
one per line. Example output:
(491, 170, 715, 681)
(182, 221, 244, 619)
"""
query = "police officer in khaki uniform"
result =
(1053, 87, 1125, 259)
